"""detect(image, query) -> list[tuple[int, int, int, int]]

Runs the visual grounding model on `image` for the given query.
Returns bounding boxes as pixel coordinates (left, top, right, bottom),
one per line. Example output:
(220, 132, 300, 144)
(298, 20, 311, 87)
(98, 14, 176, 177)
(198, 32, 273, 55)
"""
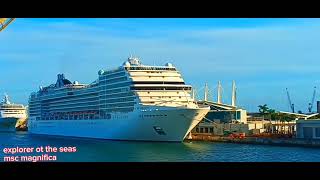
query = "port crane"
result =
(286, 88, 295, 113)
(308, 86, 316, 113)
(0, 18, 15, 32)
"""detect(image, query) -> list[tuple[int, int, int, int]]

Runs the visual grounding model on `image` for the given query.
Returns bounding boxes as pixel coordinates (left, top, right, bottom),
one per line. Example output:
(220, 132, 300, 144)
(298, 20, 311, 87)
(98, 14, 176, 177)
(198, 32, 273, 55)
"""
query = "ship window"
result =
(210, 128, 214, 133)
(133, 81, 185, 85)
(200, 128, 204, 133)
(205, 128, 209, 133)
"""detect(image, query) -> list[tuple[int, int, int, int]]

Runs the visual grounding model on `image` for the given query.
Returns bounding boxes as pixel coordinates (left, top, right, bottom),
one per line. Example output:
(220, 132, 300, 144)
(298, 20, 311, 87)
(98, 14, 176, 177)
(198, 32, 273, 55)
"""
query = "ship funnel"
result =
(3, 94, 11, 104)
(56, 74, 66, 88)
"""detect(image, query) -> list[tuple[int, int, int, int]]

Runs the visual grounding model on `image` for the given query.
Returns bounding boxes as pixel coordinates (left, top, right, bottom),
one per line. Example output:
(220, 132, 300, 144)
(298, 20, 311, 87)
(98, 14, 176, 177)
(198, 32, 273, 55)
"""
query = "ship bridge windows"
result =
(99, 76, 128, 84)
(99, 71, 126, 80)
(128, 67, 176, 71)
(130, 86, 191, 91)
(100, 82, 132, 90)
(101, 68, 124, 76)
(132, 81, 185, 85)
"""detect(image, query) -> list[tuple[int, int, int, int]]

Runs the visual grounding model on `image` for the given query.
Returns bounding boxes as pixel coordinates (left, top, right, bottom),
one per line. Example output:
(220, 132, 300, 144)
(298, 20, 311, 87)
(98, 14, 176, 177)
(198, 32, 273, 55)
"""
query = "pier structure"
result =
(189, 81, 250, 138)
(196, 80, 247, 124)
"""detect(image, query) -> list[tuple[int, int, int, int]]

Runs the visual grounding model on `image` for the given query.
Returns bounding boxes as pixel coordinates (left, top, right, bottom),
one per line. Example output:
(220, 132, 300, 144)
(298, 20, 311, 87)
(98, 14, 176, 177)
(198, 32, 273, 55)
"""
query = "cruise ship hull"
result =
(0, 117, 18, 132)
(28, 107, 209, 142)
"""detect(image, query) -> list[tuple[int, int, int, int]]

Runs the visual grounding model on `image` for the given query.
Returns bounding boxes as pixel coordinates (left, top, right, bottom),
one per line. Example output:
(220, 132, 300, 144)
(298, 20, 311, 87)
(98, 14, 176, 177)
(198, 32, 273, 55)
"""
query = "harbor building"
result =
(296, 119, 320, 139)
(196, 80, 247, 123)
(191, 81, 249, 136)
(198, 101, 247, 124)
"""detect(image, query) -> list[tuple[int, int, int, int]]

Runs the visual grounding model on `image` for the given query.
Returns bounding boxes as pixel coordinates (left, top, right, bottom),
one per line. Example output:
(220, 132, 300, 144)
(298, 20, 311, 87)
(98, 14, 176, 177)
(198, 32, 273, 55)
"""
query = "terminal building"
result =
(191, 81, 248, 136)
(198, 101, 247, 124)
(296, 119, 320, 139)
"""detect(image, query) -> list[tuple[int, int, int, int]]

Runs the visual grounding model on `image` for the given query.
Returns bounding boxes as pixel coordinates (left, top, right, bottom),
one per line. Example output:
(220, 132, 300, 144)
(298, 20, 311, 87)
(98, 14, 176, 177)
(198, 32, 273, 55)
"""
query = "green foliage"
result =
(312, 114, 320, 119)
(257, 104, 295, 121)
(258, 104, 269, 114)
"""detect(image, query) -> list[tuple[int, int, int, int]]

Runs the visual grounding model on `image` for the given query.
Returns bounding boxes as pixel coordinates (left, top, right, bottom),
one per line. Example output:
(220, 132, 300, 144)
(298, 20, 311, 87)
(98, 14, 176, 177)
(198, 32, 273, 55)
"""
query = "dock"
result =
(189, 133, 320, 148)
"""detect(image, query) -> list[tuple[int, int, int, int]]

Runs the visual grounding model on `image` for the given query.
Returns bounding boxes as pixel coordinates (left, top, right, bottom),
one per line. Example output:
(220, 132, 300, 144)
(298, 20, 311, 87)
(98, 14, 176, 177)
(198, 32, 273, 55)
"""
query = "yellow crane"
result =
(0, 18, 15, 32)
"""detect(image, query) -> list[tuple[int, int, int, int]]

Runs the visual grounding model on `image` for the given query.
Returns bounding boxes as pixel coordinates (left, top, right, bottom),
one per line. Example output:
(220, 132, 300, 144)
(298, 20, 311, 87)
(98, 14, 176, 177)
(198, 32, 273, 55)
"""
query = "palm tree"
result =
(258, 104, 269, 120)
(258, 105, 278, 133)
(258, 104, 270, 132)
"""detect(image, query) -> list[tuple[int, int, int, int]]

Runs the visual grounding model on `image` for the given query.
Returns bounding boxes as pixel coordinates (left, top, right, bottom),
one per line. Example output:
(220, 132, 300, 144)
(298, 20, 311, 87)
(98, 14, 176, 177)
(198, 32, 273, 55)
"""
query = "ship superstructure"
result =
(28, 57, 209, 141)
(0, 94, 27, 131)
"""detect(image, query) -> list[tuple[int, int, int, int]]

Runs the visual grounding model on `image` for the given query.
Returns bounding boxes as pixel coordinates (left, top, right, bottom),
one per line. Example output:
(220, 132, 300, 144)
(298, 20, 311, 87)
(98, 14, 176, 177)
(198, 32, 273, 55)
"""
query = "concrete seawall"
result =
(189, 134, 320, 148)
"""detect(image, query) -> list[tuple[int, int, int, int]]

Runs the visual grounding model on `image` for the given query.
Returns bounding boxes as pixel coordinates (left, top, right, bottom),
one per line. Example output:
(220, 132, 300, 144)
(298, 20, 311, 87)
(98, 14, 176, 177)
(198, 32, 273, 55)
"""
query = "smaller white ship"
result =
(0, 94, 27, 132)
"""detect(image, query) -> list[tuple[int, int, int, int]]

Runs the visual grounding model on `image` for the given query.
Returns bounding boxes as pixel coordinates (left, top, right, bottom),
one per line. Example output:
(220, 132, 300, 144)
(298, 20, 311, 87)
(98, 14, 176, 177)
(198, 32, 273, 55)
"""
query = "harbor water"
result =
(1, 131, 320, 162)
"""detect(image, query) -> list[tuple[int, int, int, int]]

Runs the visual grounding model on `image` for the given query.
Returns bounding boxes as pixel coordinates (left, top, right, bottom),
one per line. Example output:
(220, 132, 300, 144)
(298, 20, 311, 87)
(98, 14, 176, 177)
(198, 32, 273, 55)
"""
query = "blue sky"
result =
(1, 18, 320, 112)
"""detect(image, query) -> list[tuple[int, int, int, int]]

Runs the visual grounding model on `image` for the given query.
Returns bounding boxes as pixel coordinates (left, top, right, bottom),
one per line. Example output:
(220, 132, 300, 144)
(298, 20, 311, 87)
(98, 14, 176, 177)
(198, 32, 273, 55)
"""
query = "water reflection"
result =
(1, 132, 320, 162)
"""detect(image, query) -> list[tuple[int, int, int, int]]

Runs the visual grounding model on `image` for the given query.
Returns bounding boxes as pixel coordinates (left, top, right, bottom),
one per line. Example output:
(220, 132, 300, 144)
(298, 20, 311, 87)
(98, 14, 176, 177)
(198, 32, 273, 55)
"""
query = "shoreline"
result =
(188, 134, 320, 148)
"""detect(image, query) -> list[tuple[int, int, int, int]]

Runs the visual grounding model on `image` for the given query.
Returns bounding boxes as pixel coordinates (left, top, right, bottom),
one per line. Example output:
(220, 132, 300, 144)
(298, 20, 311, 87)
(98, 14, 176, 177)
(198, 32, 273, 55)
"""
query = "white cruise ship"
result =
(28, 57, 210, 142)
(0, 94, 27, 131)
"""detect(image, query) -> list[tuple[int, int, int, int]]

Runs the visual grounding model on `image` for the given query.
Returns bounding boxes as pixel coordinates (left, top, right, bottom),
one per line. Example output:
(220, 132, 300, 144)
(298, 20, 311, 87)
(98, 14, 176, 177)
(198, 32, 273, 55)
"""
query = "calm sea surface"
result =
(1, 131, 320, 162)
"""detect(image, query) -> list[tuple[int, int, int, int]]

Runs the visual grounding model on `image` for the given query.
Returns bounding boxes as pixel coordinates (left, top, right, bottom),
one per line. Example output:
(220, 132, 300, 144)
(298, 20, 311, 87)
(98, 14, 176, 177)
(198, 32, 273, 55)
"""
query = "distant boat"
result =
(0, 94, 27, 132)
